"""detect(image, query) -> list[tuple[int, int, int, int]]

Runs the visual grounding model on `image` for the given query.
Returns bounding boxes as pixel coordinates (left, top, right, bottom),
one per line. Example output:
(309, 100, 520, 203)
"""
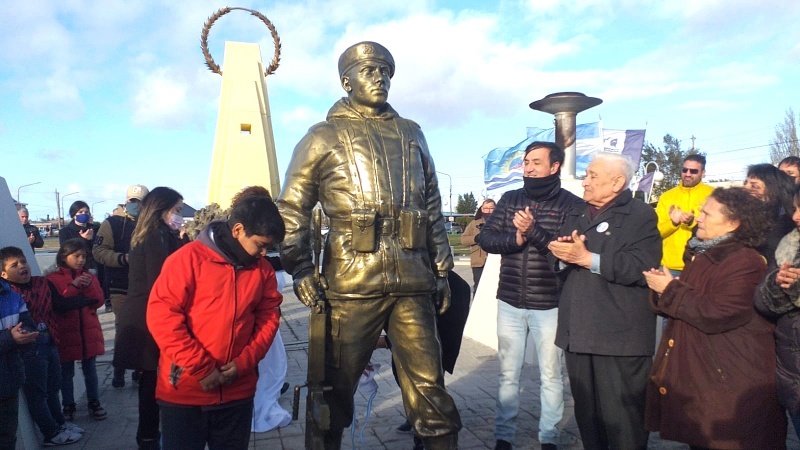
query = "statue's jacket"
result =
(277, 99, 454, 300)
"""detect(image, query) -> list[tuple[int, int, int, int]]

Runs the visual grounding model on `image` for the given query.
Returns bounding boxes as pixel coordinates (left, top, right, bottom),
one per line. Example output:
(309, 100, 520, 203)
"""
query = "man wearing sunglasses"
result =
(655, 154, 714, 276)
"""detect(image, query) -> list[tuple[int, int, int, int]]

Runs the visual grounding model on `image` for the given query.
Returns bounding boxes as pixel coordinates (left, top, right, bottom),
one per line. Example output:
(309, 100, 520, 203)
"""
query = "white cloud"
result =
(19, 73, 85, 119)
(130, 65, 218, 129)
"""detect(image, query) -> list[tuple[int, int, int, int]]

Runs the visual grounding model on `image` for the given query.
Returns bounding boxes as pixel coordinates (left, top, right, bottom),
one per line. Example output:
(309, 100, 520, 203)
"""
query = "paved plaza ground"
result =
(21, 253, 800, 449)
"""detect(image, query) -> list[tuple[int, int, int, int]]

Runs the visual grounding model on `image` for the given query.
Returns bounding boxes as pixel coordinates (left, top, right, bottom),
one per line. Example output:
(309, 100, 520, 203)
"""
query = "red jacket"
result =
(45, 267, 105, 362)
(146, 236, 282, 407)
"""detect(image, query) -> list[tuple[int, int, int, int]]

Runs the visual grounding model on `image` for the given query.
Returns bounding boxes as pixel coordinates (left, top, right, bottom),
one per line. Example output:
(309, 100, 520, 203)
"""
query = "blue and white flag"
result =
(483, 122, 645, 196)
(603, 129, 646, 169)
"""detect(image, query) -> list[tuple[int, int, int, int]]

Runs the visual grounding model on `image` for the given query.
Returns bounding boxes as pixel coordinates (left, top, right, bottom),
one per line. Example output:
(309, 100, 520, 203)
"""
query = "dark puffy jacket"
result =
(476, 183, 582, 310)
(755, 228, 800, 415)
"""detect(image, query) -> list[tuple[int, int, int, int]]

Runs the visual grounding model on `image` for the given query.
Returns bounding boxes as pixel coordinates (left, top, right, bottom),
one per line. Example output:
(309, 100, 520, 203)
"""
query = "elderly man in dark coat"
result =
(548, 152, 662, 450)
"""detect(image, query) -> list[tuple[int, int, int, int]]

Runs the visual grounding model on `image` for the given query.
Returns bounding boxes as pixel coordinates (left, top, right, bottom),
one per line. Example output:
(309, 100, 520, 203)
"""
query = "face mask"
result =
(75, 213, 90, 224)
(167, 213, 184, 231)
(125, 202, 141, 217)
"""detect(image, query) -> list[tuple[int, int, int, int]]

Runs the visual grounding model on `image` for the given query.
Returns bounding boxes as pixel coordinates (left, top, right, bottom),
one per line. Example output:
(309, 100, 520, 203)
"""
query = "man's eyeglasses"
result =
(682, 168, 700, 174)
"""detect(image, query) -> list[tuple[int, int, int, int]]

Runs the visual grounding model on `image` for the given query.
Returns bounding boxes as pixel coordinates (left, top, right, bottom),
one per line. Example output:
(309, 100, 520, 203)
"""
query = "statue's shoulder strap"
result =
(328, 118, 366, 209)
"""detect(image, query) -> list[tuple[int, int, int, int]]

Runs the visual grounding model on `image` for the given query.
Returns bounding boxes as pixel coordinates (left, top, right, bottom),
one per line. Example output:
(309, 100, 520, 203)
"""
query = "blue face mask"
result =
(125, 202, 141, 217)
(75, 213, 90, 224)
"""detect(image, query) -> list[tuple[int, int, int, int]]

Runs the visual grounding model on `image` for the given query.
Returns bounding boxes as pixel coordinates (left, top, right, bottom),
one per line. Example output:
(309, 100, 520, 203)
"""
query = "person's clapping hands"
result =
(643, 267, 674, 295)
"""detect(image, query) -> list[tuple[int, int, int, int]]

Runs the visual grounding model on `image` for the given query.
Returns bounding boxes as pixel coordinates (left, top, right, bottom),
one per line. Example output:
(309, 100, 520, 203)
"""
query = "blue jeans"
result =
(495, 301, 563, 445)
(22, 342, 64, 437)
(61, 357, 99, 406)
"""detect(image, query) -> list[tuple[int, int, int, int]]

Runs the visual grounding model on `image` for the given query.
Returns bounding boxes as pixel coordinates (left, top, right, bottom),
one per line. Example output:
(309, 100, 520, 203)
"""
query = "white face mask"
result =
(167, 213, 184, 231)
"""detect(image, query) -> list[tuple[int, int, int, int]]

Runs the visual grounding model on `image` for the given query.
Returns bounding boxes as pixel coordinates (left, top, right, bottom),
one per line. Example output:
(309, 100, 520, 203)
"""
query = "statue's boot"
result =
(323, 429, 343, 450)
(422, 433, 458, 450)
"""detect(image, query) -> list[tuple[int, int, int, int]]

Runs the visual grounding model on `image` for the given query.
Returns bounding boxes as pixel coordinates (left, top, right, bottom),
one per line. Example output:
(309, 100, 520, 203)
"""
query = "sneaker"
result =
(62, 403, 76, 421)
(43, 427, 82, 446)
(63, 422, 84, 434)
(88, 400, 108, 420)
(396, 419, 413, 434)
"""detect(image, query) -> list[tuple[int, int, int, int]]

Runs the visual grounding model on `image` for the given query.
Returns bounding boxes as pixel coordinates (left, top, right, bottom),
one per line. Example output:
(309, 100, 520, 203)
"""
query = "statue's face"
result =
(342, 61, 391, 108)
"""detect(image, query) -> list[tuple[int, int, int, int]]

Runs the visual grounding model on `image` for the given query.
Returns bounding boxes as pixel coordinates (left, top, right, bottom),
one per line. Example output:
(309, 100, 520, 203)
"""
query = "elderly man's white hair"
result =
(590, 152, 635, 185)
(17, 206, 29, 214)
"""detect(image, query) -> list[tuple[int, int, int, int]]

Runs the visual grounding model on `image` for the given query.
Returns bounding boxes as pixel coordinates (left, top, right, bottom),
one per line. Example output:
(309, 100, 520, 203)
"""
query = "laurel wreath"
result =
(200, 7, 282, 77)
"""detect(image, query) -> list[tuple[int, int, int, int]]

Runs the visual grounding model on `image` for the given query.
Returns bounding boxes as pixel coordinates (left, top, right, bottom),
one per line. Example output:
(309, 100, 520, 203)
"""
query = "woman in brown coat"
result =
(460, 199, 494, 291)
(643, 187, 787, 449)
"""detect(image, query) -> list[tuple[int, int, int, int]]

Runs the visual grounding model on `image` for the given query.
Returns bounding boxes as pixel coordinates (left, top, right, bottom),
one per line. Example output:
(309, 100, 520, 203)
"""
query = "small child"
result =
(1, 246, 85, 446)
(0, 277, 37, 449)
(45, 238, 108, 421)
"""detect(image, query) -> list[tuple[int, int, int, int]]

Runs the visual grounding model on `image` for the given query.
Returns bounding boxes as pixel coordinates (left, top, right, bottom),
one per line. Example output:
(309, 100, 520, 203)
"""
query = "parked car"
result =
(444, 222, 462, 234)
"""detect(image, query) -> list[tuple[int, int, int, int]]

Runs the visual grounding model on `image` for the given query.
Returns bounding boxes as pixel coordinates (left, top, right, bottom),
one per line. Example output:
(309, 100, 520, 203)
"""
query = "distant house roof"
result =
(182, 203, 197, 219)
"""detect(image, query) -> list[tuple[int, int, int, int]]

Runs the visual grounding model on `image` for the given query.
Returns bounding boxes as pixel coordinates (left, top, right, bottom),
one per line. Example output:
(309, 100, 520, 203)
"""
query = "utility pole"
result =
(55, 190, 62, 228)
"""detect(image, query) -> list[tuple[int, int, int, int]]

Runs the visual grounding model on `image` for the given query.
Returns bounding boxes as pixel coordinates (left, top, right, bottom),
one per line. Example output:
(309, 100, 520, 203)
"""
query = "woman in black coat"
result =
(58, 200, 100, 269)
(744, 163, 795, 269)
(114, 187, 185, 450)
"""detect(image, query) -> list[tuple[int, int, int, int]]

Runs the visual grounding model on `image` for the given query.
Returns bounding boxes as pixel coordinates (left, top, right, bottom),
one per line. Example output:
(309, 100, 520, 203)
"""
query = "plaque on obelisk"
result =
(202, 7, 282, 209)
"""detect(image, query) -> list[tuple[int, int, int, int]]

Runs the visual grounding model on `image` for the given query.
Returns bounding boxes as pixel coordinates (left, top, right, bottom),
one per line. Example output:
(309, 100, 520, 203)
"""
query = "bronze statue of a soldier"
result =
(277, 41, 462, 449)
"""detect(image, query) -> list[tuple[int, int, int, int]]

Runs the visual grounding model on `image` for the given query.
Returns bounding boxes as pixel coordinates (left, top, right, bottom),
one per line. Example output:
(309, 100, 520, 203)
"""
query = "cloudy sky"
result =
(2, 0, 798, 220)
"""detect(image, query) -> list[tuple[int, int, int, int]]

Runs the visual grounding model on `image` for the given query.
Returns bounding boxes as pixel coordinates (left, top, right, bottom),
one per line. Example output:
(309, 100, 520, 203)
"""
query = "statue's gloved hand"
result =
(434, 275, 451, 315)
(293, 271, 326, 308)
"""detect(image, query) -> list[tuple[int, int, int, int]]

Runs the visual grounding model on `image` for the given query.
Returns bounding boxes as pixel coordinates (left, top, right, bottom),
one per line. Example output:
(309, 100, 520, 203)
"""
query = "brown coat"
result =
(460, 218, 487, 268)
(645, 241, 786, 449)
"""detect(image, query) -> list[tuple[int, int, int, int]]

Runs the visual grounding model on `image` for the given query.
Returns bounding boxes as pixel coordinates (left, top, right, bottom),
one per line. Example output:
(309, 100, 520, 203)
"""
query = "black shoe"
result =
(396, 419, 413, 434)
(88, 400, 108, 420)
(112, 371, 125, 389)
(280, 382, 290, 395)
(62, 403, 76, 421)
(541, 444, 557, 450)
(495, 439, 512, 450)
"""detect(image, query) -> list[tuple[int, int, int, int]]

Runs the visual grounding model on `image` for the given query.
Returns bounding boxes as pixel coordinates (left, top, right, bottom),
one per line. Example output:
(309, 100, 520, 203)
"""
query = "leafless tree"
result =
(770, 108, 799, 164)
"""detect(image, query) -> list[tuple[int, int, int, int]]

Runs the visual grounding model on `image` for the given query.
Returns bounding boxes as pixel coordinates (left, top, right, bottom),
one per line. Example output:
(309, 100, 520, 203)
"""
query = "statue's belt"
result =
(329, 217, 397, 235)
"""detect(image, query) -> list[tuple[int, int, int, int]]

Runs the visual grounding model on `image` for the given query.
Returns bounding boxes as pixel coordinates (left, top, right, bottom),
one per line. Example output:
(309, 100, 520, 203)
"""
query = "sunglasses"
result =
(682, 168, 700, 174)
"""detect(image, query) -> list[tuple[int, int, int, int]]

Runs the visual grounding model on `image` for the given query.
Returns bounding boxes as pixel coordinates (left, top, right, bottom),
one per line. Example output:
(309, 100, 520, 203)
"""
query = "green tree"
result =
(456, 192, 477, 215)
(769, 108, 799, 164)
(640, 134, 704, 198)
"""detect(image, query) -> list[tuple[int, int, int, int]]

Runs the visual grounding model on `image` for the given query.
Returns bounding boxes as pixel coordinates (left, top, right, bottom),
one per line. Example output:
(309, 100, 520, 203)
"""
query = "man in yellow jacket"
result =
(655, 154, 714, 275)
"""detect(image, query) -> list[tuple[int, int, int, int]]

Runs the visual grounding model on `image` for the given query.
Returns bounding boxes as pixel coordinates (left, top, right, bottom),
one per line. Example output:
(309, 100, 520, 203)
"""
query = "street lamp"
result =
(61, 192, 80, 226)
(91, 200, 106, 216)
(639, 161, 664, 204)
(16, 181, 41, 203)
(436, 171, 453, 215)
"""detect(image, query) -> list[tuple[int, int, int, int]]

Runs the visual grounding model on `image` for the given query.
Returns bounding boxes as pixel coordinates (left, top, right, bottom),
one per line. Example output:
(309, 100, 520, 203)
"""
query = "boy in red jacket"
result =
(146, 196, 284, 450)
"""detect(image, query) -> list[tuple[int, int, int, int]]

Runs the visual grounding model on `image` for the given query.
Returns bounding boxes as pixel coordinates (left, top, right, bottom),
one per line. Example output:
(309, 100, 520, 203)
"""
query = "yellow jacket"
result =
(656, 181, 714, 271)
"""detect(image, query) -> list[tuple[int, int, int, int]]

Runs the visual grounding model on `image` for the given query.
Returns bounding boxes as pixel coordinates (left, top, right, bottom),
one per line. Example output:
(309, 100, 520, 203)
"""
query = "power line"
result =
(706, 138, 799, 155)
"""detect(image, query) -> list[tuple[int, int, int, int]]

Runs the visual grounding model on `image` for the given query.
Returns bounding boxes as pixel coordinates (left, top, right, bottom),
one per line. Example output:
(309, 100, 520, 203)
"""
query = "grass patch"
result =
(449, 234, 469, 256)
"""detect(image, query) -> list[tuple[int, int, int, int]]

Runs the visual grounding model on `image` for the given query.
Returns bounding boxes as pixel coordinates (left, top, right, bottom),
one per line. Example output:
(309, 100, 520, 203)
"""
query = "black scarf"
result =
(211, 221, 259, 268)
(522, 173, 560, 201)
(687, 233, 733, 254)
